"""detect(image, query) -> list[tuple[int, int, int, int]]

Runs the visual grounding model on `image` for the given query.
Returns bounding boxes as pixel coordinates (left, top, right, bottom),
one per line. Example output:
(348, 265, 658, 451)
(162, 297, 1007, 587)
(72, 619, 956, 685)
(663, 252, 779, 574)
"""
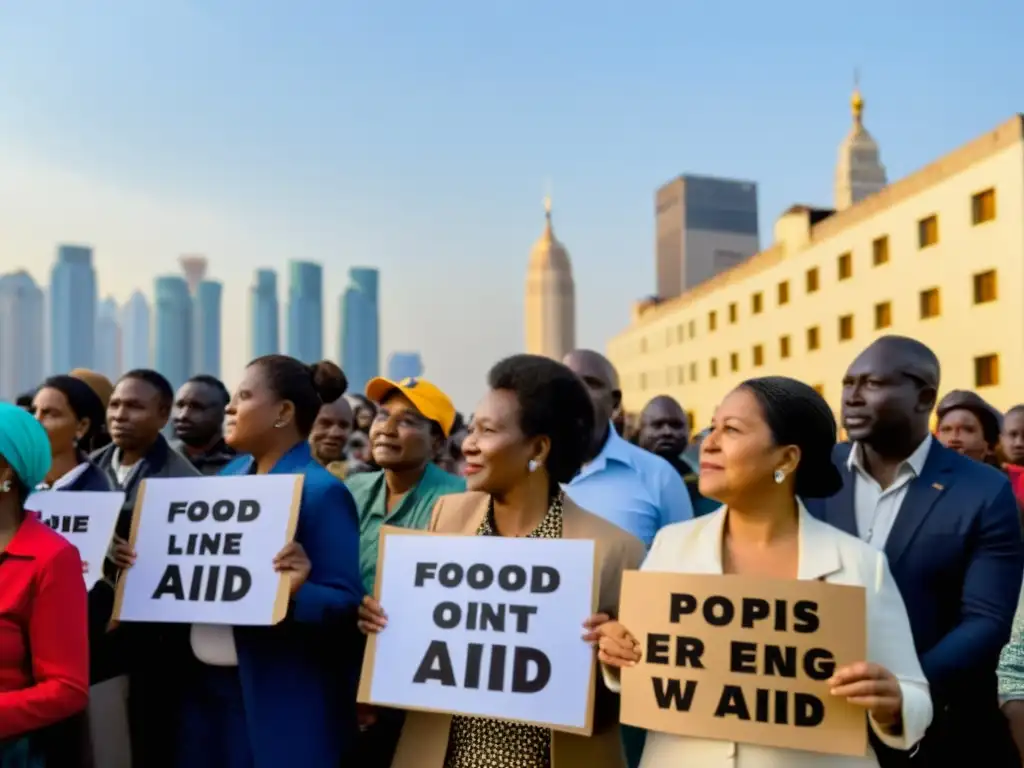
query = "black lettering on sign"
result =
(703, 595, 735, 626)
(412, 640, 457, 687)
(166, 532, 245, 556)
(651, 678, 697, 711)
(713, 686, 826, 727)
(729, 641, 758, 674)
(151, 564, 251, 601)
(669, 593, 697, 622)
(511, 647, 551, 693)
(166, 499, 261, 523)
(803, 648, 835, 680)
(433, 601, 461, 629)
(412, 642, 551, 693)
(44, 515, 89, 534)
(792, 600, 820, 633)
(741, 598, 770, 628)
(411, 562, 560, 594)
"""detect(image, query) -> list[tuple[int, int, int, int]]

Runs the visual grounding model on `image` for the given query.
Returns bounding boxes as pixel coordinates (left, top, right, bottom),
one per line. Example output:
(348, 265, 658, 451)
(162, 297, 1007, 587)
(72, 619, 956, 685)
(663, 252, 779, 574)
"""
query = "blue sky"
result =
(0, 0, 1020, 410)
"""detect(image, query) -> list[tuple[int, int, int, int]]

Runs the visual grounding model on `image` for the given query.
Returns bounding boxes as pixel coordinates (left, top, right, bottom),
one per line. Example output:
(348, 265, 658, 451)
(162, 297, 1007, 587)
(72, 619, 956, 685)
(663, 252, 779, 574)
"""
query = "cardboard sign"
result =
(113, 475, 303, 625)
(358, 526, 599, 734)
(26, 490, 125, 590)
(618, 571, 867, 756)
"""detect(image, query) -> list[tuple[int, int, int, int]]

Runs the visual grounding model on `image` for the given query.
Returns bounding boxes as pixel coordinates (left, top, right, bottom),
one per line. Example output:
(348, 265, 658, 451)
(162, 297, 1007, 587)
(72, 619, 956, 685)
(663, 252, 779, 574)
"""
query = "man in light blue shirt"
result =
(563, 350, 693, 548)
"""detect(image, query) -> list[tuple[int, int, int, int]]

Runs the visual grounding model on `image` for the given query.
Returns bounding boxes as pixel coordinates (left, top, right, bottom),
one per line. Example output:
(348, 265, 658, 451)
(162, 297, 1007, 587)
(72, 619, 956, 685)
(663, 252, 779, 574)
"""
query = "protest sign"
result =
(26, 490, 125, 589)
(113, 474, 303, 625)
(618, 571, 867, 756)
(359, 526, 598, 734)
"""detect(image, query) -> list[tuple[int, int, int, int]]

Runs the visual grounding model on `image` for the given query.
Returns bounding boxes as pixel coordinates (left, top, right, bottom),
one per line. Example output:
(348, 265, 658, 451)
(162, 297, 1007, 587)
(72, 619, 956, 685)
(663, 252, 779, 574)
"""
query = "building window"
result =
(639, 373, 647, 390)
(640, 337, 647, 353)
(728, 303, 738, 323)
(872, 236, 889, 265)
(752, 344, 764, 367)
(676, 324, 684, 343)
(837, 252, 852, 280)
(973, 270, 997, 304)
(686, 411, 696, 433)
(919, 288, 941, 319)
(677, 364, 684, 383)
(779, 335, 791, 359)
(874, 301, 892, 329)
(708, 310, 717, 331)
(838, 314, 854, 341)
(777, 280, 790, 305)
(710, 358, 718, 378)
(727, 352, 737, 372)
(688, 319, 696, 338)
(972, 188, 996, 225)
(751, 292, 763, 314)
(918, 215, 939, 249)
(807, 326, 820, 351)
(806, 267, 819, 293)
(689, 362, 697, 381)
(975, 354, 999, 388)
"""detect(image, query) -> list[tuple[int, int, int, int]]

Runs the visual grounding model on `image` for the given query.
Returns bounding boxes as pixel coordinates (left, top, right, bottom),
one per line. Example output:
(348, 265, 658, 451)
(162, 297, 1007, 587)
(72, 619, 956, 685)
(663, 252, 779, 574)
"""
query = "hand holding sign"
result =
(581, 612, 611, 645)
(107, 535, 136, 570)
(273, 541, 311, 596)
(358, 596, 387, 634)
(829, 662, 903, 731)
(594, 620, 642, 668)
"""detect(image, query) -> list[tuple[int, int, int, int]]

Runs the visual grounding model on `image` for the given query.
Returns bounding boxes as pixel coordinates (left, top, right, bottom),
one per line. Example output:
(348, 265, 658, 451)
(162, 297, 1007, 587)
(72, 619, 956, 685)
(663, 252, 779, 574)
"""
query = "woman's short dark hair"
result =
(487, 354, 594, 485)
(40, 375, 106, 453)
(739, 376, 842, 499)
(250, 356, 347, 437)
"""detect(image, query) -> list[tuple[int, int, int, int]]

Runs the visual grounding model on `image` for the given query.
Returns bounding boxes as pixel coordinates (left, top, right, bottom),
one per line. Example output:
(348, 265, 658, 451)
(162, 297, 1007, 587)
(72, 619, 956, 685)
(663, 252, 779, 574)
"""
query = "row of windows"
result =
(637, 352, 1000, 396)
(641, 187, 998, 353)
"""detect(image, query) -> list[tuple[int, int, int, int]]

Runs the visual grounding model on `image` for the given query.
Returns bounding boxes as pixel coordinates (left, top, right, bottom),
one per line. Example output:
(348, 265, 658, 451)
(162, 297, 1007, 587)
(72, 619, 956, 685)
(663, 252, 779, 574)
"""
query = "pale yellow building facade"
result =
(608, 113, 1024, 430)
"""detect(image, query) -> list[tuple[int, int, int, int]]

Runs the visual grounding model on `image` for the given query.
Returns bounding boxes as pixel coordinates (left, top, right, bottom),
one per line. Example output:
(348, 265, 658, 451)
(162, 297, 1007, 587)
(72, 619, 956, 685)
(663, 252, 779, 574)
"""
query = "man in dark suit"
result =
(808, 335, 1024, 766)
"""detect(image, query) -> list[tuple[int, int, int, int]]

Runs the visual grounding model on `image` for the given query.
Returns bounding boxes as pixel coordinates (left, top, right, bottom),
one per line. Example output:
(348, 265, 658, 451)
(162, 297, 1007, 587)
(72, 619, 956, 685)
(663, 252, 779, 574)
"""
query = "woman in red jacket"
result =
(0, 402, 89, 764)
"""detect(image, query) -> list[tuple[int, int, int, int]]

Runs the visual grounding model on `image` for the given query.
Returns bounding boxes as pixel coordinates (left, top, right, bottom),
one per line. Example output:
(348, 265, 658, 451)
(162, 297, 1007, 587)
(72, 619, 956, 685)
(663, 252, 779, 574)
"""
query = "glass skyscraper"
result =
(250, 269, 279, 358)
(95, 297, 121, 382)
(193, 279, 222, 377)
(120, 291, 151, 371)
(340, 267, 380, 394)
(386, 351, 423, 382)
(49, 245, 97, 373)
(0, 271, 44, 402)
(154, 275, 192, 390)
(287, 261, 323, 364)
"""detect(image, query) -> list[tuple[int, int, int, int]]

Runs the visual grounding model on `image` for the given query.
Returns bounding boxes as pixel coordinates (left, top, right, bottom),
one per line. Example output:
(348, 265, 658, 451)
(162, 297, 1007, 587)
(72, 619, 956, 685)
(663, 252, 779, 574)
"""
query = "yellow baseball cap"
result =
(365, 376, 457, 437)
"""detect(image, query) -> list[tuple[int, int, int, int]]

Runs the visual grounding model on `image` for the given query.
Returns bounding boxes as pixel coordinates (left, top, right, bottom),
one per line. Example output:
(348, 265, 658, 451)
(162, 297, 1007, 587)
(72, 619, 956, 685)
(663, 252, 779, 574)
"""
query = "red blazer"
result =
(0, 514, 89, 739)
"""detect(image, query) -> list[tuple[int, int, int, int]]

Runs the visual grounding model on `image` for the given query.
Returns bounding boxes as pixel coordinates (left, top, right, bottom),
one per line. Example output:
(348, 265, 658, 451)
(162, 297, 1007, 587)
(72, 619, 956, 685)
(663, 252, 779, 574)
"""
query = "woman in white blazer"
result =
(596, 376, 932, 767)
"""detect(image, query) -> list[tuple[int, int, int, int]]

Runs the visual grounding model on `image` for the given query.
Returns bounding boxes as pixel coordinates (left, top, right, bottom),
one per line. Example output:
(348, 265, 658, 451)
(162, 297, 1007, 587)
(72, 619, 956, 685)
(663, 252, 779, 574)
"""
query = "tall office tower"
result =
(386, 352, 423, 382)
(340, 267, 380, 394)
(154, 276, 192, 390)
(654, 174, 760, 299)
(250, 269, 280, 358)
(193, 279, 222, 377)
(94, 297, 122, 382)
(49, 244, 98, 373)
(286, 261, 323, 364)
(0, 271, 45, 401)
(834, 83, 887, 210)
(120, 291, 152, 371)
(179, 254, 208, 293)
(525, 197, 575, 361)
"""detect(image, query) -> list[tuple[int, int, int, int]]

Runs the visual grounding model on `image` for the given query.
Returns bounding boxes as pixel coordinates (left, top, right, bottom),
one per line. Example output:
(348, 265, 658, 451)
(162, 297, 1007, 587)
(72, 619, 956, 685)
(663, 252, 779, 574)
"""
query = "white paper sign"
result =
(115, 474, 302, 626)
(26, 490, 125, 590)
(366, 532, 597, 732)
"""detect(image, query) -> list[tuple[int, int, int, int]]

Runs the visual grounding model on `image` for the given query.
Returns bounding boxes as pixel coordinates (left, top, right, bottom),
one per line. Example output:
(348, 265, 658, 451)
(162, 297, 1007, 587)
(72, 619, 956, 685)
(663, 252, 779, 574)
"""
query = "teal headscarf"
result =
(0, 402, 52, 490)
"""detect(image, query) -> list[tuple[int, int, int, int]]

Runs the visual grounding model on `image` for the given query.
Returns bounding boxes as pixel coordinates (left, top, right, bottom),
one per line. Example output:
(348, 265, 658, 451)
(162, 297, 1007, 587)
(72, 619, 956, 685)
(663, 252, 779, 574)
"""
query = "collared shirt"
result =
(349, 462, 466, 593)
(109, 448, 136, 487)
(848, 435, 933, 549)
(172, 438, 236, 476)
(36, 461, 89, 491)
(564, 425, 693, 548)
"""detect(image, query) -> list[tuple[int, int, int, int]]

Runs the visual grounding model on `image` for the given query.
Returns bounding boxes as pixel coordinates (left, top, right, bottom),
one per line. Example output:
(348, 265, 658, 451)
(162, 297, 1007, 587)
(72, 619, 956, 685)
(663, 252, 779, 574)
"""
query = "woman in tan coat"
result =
(358, 354, 644, 768)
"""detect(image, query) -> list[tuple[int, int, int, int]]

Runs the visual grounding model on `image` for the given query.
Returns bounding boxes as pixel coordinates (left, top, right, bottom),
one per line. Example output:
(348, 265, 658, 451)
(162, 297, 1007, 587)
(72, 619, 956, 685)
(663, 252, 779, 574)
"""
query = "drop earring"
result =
(773, 469, 785, 484)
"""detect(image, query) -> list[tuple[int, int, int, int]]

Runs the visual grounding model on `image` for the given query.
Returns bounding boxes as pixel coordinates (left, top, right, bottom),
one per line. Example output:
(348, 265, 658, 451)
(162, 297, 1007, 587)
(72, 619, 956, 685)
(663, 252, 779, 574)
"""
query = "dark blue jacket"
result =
(807, 441, 1024, 766)
(215, 441, 364, 767)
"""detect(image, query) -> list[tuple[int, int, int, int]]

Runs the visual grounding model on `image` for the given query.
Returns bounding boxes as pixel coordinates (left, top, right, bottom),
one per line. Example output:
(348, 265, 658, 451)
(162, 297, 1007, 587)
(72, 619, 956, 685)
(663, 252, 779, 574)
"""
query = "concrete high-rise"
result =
(193, 280, 222, 377)
(387, 352, 423, 381)
(120, 291, 151, 371)
(49, 244, 97, 373)
(250, 269, 280, 359)
(655, 174, 760, 299)
(524, 198, 575, 361)
(95, 297, 121, 382)
(0, 271, 44, 401)
(154, 276, 192, 390)
(340, 267, 380, 393)
(287, 261, 323, 364)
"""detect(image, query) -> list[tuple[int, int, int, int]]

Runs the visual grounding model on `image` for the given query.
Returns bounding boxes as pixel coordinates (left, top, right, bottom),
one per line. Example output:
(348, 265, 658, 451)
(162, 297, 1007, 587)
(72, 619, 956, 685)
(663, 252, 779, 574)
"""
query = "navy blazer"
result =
(216, 441, 364, 767)
(807, 441, 1024, 764)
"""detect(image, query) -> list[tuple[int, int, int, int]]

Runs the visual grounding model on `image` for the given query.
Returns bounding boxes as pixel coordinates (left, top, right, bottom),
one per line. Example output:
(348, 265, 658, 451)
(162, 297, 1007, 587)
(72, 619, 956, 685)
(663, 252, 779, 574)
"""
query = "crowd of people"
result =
(2, 333, 1024, 767)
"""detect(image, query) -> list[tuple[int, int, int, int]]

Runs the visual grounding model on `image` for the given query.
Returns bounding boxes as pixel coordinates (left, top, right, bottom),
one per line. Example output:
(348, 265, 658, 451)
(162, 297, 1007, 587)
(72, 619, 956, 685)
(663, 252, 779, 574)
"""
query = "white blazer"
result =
(604, 503, 932, 768)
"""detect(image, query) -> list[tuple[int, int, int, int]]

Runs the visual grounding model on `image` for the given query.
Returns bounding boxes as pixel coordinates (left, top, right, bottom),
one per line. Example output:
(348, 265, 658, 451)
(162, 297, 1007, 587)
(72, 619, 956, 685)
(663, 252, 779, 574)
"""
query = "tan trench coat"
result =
(381, 491, 645, 768)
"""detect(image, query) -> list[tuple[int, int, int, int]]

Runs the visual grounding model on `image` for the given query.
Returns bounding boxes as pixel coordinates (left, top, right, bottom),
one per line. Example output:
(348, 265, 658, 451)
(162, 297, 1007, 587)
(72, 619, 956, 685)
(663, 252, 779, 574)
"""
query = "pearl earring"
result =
(273, 421, 286, 429)
(528, 460, 538, 473)
(773, 469, 785, 484)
